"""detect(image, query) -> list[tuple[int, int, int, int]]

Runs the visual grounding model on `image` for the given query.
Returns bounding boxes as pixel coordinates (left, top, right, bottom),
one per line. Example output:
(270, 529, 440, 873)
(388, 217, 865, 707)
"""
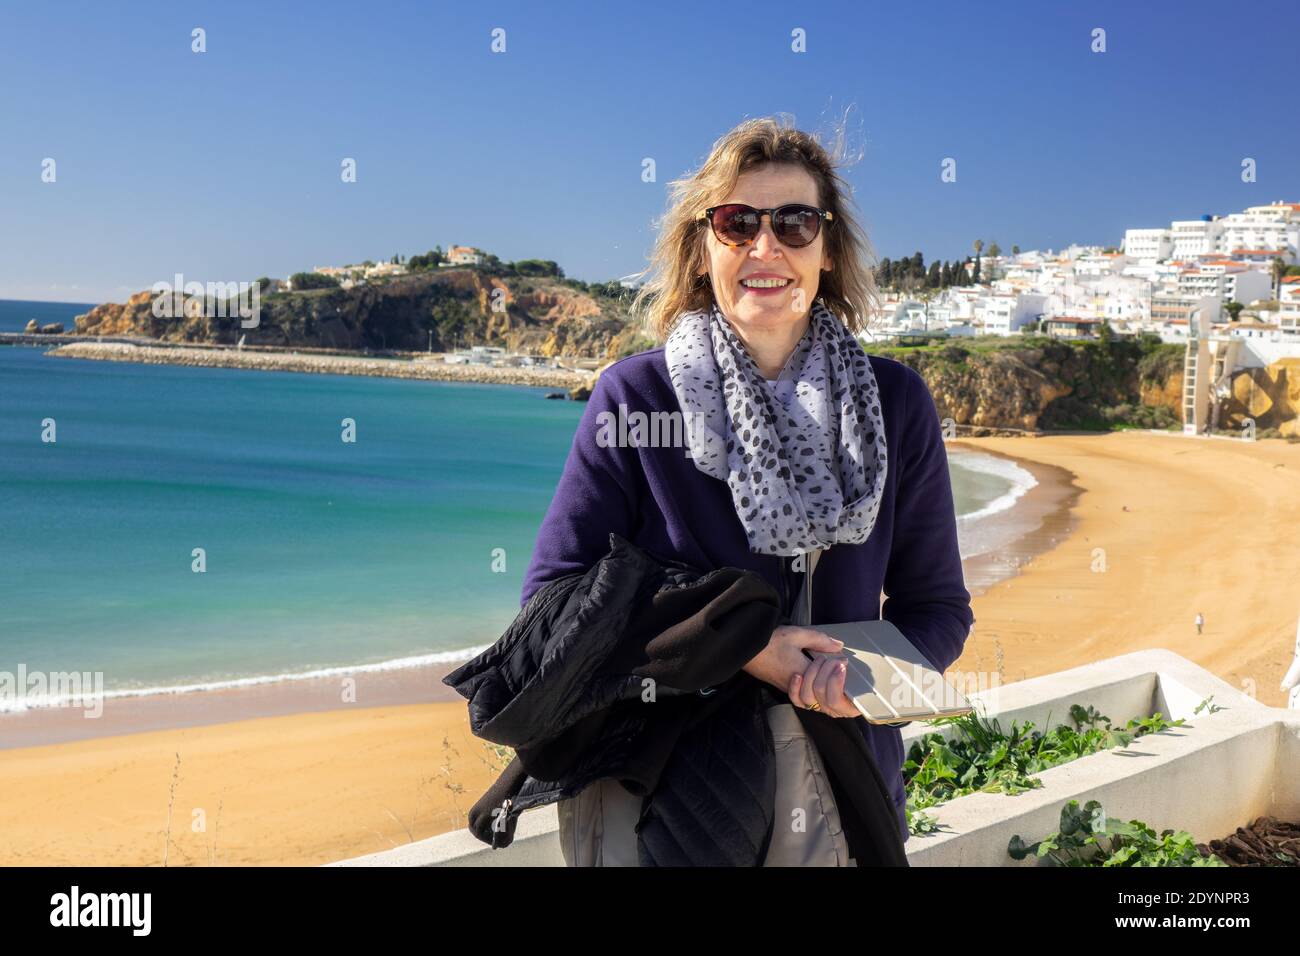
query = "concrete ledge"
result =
(330, 804, 564, 867)
(329, 650, 1297, 866)
(906, 648, 1296, 866)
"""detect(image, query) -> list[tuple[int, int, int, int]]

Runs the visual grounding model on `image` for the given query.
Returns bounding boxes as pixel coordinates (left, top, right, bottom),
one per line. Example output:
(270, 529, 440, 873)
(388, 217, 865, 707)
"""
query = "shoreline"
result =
(952, 444, 1083, 599)
(0, 440, 1085, 867)
(0, 443, 1077, 751)
(6, 430, 1299, 864)
(0, 657, 474, 752)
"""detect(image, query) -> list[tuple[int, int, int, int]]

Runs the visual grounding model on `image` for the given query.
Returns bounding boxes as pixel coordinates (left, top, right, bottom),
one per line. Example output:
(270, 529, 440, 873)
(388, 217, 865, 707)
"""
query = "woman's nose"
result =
(751, 219, 782, 257)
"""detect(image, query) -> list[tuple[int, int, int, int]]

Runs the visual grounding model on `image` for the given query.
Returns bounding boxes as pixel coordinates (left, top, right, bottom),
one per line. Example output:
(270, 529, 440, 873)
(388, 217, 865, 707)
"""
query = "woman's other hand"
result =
(742, 624, 844, 698)
(791, 651, 859, 717)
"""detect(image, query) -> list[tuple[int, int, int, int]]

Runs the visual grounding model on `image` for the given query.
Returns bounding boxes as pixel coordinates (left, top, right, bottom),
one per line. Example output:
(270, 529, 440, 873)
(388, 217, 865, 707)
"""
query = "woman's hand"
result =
(791, 651, 860, 718)
(741, 625, 845, 704)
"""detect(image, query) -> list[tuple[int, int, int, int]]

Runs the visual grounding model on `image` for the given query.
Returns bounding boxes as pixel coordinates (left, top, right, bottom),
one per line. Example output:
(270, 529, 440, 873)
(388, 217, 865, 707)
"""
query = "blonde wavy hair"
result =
(630, 113, 880, 342)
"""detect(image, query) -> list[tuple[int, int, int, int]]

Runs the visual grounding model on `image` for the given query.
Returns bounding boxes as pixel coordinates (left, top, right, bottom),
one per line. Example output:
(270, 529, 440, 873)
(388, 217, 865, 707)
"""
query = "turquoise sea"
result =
(0, 299, 1032, 703)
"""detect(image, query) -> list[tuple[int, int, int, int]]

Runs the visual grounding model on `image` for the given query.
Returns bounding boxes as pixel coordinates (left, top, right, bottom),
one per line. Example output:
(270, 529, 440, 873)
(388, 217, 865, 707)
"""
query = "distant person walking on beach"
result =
(1195, 611, 1204, 635)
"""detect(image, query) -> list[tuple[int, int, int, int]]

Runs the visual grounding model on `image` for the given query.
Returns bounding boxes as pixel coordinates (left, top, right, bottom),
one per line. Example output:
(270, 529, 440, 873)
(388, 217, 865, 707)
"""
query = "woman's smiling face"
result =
(698, 162, 832, 338)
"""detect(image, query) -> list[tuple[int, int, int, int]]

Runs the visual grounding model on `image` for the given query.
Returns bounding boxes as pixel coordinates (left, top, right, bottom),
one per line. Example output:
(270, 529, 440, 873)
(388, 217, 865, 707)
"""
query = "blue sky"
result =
(1, 0, 1297, 303)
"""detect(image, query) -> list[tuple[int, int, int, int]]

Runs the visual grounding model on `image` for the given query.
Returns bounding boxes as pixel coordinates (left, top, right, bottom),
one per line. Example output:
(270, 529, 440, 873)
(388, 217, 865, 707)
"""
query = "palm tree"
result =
(986, 242, 1001, 281)
(1272, 256, 1287, 301)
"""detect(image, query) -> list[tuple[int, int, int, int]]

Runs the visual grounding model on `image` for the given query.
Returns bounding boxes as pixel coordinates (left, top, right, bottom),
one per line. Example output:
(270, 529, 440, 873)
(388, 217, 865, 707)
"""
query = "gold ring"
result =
(807, 700, 821, 712)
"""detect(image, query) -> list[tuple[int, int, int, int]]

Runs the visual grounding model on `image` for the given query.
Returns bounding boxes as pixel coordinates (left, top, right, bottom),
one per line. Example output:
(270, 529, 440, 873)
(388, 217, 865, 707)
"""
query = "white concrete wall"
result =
(329, 650, 1298, 867)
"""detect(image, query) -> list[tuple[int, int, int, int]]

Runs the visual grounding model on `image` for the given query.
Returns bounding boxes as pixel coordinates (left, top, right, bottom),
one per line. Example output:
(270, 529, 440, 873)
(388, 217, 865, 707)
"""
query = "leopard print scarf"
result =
(665, 299, 889, 556)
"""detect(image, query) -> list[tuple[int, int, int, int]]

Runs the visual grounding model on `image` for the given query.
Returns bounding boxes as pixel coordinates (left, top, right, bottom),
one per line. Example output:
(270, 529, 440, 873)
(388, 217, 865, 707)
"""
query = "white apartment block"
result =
(1177, 270, 1229, 300)
(1170, 218, 1223, 259)
(1177, 264, 1271, 304)
(876, 299, 931, 333)
(1122, 228, 1172, 261)
(926, 302, 954, 328)
(1242, 201, 1300, 221)
(1279, 277, 1300, 334)
(1150, 293, 1221, 336)
(1224, 268, 1272, 303)
(977, 293, 1047, 335)
(927, 292, 979, 329)
(1074, 252, 1128, 277)
(1216, 202, 1300, 262)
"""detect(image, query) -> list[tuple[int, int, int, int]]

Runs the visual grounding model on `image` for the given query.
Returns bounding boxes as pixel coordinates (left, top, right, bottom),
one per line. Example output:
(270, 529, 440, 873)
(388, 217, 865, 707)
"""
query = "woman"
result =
(520, 116, 974, 865)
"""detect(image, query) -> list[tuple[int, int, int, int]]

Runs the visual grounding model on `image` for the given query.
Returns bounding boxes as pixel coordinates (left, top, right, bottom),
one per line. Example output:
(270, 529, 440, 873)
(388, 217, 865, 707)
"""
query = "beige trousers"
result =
(556, 703, 854, 866)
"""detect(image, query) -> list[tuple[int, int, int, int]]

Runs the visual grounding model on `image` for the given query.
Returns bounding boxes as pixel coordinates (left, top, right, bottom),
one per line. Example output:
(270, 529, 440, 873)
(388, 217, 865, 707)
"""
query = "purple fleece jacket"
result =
(520, 346, 975, 842)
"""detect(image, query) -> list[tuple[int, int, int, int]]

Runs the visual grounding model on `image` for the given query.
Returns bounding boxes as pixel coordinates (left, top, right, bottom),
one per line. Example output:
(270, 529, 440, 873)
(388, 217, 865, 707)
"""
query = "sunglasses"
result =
(697, 203, 833, 249)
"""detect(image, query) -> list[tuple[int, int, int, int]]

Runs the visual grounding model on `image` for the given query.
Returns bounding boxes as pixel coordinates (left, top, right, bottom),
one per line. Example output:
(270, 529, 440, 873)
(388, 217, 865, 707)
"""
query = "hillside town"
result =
(871, 200, 1300, 435)
(874, 200, 1299, 346)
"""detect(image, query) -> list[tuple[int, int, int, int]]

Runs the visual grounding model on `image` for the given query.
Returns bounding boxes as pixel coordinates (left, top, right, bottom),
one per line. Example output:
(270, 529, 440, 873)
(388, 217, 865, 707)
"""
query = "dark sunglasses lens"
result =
(773, 205, 821, 246)
(712, 205, 759, 244)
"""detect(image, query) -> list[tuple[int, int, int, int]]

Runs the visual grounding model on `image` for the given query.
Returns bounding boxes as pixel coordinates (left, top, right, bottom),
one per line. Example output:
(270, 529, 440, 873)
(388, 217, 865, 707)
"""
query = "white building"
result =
(1083, 274, 1152, 327)
(1178, 264, 1271, 304)
(1074, 252, 1128, 277)
(977, 293, 1046, 335)
(1151, 293, 1222, 340)
(1278, 277, 1300, 334)
(879, 299, 930, 333)
(1123, 228, 1172, 262)
(312, 262, 407, 286)
(446, 245, 485, 266)
(1170, 217, 1224, 259)
(364, 262, 408, 279)
(1216, 202, 1300, 262)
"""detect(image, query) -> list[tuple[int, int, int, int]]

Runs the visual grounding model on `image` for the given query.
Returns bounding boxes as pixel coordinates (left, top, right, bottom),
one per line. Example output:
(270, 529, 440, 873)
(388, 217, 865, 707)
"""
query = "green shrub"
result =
(289, 271, 340, 291)
(1100, 402, 1180, 430)
(904, 703, 1189, 835)
(1009, 799, 1226, 867)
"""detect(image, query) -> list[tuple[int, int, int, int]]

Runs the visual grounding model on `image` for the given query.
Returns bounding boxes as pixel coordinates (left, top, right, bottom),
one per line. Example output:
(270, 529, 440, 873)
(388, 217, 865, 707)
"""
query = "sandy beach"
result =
(952, 430, 1300, 707)
(1, 429, 1297, 866)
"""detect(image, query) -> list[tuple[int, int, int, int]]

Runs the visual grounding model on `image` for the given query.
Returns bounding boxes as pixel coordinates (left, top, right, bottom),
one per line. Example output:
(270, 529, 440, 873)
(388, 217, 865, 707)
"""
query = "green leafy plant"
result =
(906, 807, 941, 835)
(903, 701, 1190, 834)
(1008, 799, 1227, 867)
